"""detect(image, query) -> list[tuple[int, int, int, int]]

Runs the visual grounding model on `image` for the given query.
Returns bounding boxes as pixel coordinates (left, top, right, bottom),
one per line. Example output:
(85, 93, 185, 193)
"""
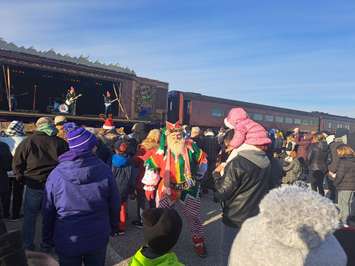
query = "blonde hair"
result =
(287, 135, 295, 142)
(337, 145, 355, 157)
(312, 133, 324, 143)
(141, 129, 161, 150)
(317, 134, 325, 142)
(191, 127, 201, 138)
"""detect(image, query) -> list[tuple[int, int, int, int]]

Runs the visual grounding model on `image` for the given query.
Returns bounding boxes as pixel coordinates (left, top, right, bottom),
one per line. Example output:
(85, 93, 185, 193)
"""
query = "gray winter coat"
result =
(282, 159, 302, 184)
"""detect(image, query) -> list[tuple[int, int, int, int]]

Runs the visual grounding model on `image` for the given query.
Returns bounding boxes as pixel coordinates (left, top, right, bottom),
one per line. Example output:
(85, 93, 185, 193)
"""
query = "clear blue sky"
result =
(1, 0, 355, 117)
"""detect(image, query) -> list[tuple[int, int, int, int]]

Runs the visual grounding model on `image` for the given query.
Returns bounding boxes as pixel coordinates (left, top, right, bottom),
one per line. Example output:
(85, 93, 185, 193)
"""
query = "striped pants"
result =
(158, 195, 204, 239)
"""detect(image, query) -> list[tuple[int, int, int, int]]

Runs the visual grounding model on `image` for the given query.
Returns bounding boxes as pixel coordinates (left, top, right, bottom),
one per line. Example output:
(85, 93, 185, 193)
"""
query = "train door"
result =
(183, 99, 191, 125)
(167, 92, 180, 123)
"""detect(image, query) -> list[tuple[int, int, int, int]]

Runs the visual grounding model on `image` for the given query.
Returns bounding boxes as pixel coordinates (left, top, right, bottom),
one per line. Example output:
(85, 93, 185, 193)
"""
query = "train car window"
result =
(328, 122, 332, 128)
(211, 108, 224, 117)
(294, 118, 301, 125)
(275, 116, 284, 123)
(302, 120, 309, 125)
(285, 117, 293, 124)
(253, 113, 263, 121)
(265, 115, 274, 122)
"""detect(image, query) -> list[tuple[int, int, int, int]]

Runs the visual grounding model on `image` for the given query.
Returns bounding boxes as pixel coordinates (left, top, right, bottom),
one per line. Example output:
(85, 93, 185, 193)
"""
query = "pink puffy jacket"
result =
(224, 108, 271, 149)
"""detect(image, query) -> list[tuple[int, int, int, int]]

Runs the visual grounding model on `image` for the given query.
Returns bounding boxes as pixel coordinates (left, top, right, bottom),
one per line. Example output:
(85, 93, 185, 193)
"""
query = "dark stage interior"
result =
(0, 65, 120, 117)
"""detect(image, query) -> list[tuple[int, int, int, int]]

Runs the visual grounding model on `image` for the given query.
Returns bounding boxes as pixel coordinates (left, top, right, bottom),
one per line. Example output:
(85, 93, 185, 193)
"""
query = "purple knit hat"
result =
(64, 122, 97, 151)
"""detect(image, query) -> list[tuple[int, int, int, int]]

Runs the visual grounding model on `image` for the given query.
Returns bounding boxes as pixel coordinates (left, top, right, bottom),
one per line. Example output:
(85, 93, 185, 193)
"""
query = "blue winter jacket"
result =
(42, 149, 120, 256)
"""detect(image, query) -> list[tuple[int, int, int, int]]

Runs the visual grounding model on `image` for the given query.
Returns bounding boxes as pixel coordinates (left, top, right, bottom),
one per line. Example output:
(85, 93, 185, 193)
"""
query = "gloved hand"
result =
(145, 190, 155, 201)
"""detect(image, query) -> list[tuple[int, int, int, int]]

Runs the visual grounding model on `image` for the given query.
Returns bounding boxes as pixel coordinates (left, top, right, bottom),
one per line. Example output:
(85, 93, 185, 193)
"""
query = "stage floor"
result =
(0, 110, 153, 128)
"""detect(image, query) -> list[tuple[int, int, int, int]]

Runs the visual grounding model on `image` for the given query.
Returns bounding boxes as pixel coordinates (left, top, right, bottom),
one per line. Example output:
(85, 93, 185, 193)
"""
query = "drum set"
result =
(49, 101, 69, 113)
(59, 103, 69, 113)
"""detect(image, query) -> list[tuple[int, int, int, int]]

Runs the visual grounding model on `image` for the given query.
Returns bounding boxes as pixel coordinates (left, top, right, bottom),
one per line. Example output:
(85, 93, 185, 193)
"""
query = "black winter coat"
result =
(333, 156, 355, 191)
(0, 141, 13, 193)
(308, 141, 329, 173)
(191, 136, 203, 150)
(213, 149, 272, 228)
(112, 165, 136, 201)
(12, 132, 68, 189)
(200, 136, 220, 164)
(269, 157, 283, 188)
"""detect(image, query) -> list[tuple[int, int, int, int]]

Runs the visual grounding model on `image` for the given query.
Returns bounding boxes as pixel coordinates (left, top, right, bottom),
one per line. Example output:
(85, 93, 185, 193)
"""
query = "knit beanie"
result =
(326, 135, 335, 145)
(54, 115, 67, 126)
(64, 122, 97, 151)
(143, 208, 183, 255)
(6, 120, 25, 136)
(36, 117, 53, 128)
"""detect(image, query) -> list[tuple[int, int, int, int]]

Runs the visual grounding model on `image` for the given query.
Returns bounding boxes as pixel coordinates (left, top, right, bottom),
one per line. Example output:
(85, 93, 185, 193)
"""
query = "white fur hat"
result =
(228, 186, 347, 266)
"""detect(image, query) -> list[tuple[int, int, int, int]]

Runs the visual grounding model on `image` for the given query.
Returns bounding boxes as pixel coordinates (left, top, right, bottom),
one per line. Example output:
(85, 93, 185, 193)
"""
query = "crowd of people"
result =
(0, 107, 354, 266)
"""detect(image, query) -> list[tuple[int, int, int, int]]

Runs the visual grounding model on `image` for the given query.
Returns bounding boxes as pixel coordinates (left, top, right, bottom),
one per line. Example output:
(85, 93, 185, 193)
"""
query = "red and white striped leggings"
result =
(157, 196, 204, 239)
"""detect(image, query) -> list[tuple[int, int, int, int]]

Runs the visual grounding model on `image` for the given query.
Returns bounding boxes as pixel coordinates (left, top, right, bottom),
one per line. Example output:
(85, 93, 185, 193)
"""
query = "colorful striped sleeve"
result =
(145, 155, 160, 170)
(191, 142, 207, 164)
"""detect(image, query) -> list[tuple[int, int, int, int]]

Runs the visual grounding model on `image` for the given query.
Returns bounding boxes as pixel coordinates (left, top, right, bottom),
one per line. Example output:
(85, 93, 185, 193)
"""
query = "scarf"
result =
(37, 123, 58, 136)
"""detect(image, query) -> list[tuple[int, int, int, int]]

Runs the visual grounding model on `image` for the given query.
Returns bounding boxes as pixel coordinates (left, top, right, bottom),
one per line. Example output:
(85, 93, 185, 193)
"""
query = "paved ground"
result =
(5, 193, 223, 266)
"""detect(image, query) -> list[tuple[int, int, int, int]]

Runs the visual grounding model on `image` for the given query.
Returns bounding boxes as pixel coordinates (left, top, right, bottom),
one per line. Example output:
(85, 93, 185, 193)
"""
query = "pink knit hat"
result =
(224, 108, 249, 129)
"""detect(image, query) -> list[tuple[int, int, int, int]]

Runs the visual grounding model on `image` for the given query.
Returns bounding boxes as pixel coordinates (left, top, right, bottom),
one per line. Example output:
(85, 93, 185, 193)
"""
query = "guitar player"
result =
(65, 86, 78, 115)
(103, 90, 113, 117)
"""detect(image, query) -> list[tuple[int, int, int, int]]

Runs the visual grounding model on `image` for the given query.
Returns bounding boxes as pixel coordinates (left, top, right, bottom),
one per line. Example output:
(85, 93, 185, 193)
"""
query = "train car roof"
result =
(311, 111, 355, 122)
(0, 39, 134, 74)
(0, 39, 168, 86)
(170, 90, 319, 117)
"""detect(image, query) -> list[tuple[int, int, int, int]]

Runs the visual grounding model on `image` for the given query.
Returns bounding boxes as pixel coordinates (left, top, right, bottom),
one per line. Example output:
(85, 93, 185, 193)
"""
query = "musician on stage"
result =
(9, 94, 17, 112)
(103, 90, 113, 117)
(65, 86, 77, 115)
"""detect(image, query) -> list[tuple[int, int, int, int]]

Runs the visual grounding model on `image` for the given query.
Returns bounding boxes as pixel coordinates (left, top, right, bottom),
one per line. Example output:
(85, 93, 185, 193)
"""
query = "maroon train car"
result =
(168, 91, 355, 134)
(316, 112, 355, 134)
(168, 91, 320, 132)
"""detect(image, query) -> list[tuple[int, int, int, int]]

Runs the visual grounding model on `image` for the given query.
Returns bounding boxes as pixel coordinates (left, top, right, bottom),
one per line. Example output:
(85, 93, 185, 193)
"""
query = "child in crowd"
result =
(223, 107, 271, 151)
(129, 208, 184, 266)
(112, 140, 137, 235)
(285, 135, 297, 156)
(132, 129, 161, 228)
(282, 151, 303, 185)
